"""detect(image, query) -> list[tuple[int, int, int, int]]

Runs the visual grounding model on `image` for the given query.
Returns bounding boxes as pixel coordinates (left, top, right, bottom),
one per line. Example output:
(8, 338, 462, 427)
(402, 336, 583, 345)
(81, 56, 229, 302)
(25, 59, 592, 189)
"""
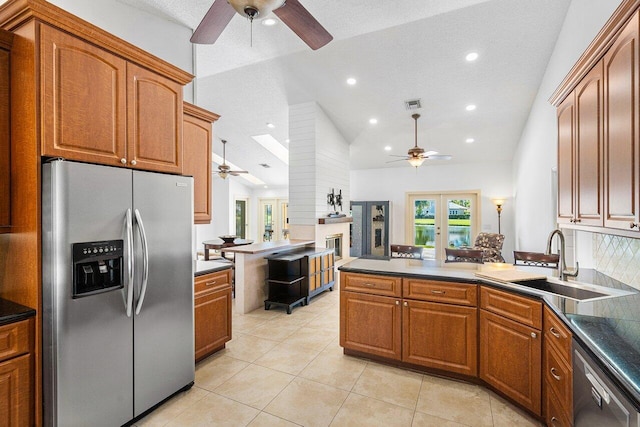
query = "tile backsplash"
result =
(593, 234, 640, 291)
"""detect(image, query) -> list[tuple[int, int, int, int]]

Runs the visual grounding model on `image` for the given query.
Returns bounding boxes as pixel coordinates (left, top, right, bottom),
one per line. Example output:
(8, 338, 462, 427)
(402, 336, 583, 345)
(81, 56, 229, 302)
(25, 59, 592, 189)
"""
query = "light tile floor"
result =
(136, 279, 542, 427)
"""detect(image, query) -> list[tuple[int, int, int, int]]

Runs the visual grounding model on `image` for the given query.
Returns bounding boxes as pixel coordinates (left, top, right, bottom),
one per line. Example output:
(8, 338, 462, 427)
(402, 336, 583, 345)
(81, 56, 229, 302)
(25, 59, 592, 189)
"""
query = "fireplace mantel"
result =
(318, 216, 353, 224)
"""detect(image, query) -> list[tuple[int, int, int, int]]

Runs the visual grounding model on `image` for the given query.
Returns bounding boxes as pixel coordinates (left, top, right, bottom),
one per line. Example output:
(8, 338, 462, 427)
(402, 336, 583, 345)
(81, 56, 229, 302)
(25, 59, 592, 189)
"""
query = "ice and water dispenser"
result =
(72, 240, 124, 298)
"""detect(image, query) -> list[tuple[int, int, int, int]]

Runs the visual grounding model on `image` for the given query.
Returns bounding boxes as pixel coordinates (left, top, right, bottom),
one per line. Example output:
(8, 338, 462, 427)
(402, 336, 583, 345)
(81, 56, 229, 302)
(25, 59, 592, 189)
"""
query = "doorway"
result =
(406, 192, 479, 261)
(234, 198, 248, 239)
(258, 198, 288, 242)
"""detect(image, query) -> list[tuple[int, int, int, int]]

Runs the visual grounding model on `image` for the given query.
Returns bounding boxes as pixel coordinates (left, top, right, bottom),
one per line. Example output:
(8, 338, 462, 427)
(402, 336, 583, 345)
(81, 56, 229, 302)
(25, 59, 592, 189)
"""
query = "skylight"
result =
(251, 134, 289, 165)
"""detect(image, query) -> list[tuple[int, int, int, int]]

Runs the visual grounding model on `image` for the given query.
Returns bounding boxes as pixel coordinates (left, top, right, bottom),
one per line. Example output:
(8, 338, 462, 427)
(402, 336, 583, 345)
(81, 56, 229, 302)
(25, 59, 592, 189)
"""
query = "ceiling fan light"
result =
(408, 157, 425, 168)
(219, 171, 228, 179)
(228, 0, 286, 19)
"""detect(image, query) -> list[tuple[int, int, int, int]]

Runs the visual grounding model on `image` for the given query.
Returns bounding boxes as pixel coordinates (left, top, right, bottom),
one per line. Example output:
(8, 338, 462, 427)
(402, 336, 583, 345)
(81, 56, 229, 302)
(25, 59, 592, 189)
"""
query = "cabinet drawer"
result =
(341, 272, 401, 297)
(545, 381, 572, 427)
(480, 286, 542, 329)
(544, 341, 572, 412)
(0, 319, 31, 364)
(403, 279, 477, 306)
(544, 306, 572, 362)
(195, 270, 231, 294)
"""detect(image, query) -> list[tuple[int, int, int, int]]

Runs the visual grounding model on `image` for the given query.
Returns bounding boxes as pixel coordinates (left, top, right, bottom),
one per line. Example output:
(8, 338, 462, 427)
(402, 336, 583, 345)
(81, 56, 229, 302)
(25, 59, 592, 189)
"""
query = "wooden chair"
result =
(513, 251, 559, 268)
(444, 248, 484, 264)
(390, 244, 423, 259)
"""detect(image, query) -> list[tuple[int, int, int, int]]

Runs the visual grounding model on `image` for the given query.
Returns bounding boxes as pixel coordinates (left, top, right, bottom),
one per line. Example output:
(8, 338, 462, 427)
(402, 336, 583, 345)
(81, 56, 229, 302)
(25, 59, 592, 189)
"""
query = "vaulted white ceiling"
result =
(120, 0, 571, 188)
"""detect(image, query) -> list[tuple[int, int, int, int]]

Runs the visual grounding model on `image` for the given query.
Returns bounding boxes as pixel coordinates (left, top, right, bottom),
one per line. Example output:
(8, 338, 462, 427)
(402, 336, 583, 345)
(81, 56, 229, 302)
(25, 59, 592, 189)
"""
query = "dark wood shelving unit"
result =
(264, 248, 335, 314)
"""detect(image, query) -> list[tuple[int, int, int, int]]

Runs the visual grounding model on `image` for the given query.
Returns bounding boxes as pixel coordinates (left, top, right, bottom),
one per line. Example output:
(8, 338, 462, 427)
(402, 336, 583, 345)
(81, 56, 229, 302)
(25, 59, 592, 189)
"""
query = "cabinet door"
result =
(0, 34, 10, 232)
(0, 353, 32, 427)
(479, 310, 542, 415)
(127, 62, 183, 174)
(604, 13, 640, 230)
(557, 94, 575, 224)
(40, 25, 127, 166)
(183, 110, 212, 224)
(403, 300, 477, 376)
(340, 291, 401, 360)
(194, 271, 232, 362)
(574, 61, 604, 226)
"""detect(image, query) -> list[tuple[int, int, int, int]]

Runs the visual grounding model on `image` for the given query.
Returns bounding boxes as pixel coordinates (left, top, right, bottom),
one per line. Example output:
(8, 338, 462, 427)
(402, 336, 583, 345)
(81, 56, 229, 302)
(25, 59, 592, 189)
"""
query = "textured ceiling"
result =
(120, 0, 571, 188)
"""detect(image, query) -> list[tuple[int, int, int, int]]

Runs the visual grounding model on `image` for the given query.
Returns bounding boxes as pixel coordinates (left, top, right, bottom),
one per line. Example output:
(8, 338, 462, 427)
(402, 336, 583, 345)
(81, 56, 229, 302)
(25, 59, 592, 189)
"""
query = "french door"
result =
(406, 192, 479, 261)
(258, 198, 288, 242)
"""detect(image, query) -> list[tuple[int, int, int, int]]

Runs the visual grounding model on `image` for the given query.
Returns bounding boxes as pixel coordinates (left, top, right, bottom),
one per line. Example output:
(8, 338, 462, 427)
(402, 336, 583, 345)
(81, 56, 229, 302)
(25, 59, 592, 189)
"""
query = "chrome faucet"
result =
(546, 229, 579, 281)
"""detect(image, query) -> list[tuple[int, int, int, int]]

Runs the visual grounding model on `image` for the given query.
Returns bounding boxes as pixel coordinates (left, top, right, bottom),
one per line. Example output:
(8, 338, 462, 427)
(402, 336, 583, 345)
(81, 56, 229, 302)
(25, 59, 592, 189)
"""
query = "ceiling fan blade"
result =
(426, 154, 453, 160)
(388, 154, 411, 158)
(190, 0, 236, 44)
(230, 170, 249, 175)
(273, 0, 333, 50)
(386, 158, 409, 163)
(423, 150, 438, 157)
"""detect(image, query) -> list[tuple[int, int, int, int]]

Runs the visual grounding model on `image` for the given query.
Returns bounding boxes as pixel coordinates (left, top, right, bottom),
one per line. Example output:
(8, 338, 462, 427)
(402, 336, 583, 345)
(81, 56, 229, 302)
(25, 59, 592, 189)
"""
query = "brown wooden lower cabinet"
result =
(194, 269, 232, 362)
(340, 290, 402, 360)
(543, 306, 573, 425)
(0, 318, 34, 427)
(403, 299, 477, 376)
(479, 309, 542, 415)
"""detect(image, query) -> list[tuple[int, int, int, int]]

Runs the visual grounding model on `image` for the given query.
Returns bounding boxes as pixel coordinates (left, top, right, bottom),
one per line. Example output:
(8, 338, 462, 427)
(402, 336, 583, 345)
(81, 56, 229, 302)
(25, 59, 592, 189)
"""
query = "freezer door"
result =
(132, 171, 194, 416)
(42, 161, 134, 427)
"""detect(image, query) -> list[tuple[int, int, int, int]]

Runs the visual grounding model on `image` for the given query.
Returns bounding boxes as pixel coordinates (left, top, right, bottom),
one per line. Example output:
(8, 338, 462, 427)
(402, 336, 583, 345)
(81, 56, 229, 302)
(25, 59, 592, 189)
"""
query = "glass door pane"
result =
(445, 198, 473, 249)
(262, 202, 273, 241)
(413, 198, 437, 259)
(350, 203, 363, 257)
(235, 200, 246, 238)
(370, 204, 386, 257)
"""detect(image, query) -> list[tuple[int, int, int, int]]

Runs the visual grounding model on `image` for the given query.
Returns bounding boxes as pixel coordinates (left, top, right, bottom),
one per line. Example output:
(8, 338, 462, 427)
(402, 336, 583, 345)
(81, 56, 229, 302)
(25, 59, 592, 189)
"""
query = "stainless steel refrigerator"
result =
(42, 160, 194, 426)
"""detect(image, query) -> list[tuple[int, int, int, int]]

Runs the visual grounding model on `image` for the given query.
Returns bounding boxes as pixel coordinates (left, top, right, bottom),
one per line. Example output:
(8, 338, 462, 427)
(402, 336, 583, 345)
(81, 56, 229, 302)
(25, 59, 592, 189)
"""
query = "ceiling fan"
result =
(190, 0, 333, 50)
(388, 113, 453, 168)
(216, 139, 249, 179)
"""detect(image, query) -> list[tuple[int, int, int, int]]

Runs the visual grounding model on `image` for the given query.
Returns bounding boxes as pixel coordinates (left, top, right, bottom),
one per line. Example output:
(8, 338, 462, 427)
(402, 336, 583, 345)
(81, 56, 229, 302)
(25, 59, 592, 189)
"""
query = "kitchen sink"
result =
(510, 277, 636, 302)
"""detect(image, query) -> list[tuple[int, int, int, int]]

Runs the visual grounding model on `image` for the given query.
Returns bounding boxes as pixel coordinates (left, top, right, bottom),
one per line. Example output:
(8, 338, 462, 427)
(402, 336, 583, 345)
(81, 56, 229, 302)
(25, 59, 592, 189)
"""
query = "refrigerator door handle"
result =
(125, 209, 135, 317)
(134, 208, 150, 315)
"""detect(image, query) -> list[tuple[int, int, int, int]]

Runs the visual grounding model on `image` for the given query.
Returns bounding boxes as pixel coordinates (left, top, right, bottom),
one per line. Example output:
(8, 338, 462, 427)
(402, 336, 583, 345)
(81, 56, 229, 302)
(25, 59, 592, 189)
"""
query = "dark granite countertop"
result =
(0, 298, 36, 326)
(194, 259, 233, 277)
(339, 258, 640, 409)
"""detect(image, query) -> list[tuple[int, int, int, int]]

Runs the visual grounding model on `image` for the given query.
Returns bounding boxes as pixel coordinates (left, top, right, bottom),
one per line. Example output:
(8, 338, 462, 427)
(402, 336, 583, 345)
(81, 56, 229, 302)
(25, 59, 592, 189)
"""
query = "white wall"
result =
(350, 160, 514, 261)
(49, 0, 195, 102)
(512, 0, 623, 253)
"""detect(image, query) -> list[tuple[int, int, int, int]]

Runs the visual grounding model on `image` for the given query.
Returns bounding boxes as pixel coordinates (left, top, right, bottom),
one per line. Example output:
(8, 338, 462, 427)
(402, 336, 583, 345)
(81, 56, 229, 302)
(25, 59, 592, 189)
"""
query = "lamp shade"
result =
(492, 198, 505, 207)
(408, 157, 425, 167)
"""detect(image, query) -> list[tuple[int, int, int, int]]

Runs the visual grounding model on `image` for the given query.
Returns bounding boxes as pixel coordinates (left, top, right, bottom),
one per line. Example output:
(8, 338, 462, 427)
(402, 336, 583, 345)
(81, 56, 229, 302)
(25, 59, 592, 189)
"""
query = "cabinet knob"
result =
(550, 417, 559, 426)
(530, 332, 537, 339)
(550, 367, 561, 381)
(131, 160, 137, 166)
(403, 301, 408, 307)
(395, 300, 400, 305)
(631, 222, 639, 229)
(120, 158, 127, 164)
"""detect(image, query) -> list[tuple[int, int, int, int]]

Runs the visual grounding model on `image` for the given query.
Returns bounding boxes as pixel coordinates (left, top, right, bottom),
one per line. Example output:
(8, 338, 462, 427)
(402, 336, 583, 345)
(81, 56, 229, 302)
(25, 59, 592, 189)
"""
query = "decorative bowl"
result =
(219, 235, 237, 243)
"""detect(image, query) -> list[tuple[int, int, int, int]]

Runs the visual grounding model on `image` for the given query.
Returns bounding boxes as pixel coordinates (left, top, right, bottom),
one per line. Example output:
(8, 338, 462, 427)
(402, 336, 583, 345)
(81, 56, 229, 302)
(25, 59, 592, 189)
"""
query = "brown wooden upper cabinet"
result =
(604, 12, 640, 230)
(557, 61, 604, 227)
(554, 7, 640, 232)
(0, 29, 12, 233)
(40, 25, 184, 174)
(183, 103, 219, 224)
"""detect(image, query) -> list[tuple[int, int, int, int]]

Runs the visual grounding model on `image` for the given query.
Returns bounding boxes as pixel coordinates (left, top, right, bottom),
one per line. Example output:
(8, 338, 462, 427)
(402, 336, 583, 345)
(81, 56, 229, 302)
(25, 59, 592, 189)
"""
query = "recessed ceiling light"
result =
(369, 118, 378, 125)
(465, 138, 475, 143)
(465, 52, 479, 62)
(262, 18, 278, 26)
(264, 185, 268, 188)
(346, 77, 357, 85)
(285, 138, 290, 143)
(266, 123, 275, 128)
(384, 146, 392, 151)
(466, 104, 476, 111)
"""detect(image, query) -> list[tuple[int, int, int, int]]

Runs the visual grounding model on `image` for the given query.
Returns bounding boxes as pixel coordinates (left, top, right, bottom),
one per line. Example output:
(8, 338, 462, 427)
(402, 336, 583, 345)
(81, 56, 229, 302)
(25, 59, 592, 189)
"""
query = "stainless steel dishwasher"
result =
(573, 339, 640, 426)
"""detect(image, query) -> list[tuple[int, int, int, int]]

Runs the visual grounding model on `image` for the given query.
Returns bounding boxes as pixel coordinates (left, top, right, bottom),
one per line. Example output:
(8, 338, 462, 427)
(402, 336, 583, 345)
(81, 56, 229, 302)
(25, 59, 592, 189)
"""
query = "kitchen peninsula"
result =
(339, 258, 640, 424)
(222, 239, 316, 314)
